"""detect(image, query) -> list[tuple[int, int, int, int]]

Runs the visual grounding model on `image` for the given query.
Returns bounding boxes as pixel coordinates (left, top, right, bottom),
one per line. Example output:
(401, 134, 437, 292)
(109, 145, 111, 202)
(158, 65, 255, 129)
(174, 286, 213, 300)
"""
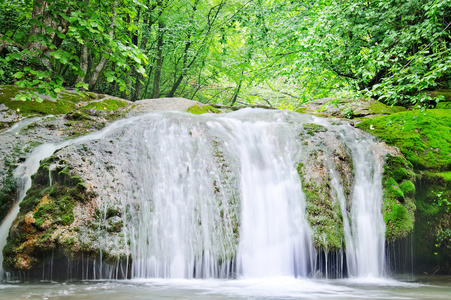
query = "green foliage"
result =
(0, 0, 449, 106)
(357, 110, 451, 170)
(291, 0, 451, 106)
(0, 0, 147, 100)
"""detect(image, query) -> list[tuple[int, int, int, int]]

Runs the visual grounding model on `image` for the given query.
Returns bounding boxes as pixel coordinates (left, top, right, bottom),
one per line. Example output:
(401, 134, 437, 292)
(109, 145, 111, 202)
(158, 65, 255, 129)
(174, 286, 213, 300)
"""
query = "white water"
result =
(211, 117, 314, 278)
(0, 109, 387, 281)
(334, 127, 385, 277)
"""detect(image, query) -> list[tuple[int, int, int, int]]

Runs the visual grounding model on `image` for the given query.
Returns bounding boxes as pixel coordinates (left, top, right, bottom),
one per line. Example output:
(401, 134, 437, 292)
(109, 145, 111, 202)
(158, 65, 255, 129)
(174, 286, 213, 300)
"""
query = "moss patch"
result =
(186, 104, 220, 114)
(302, 123, 327, 136)
(437, 172, 451, 183)
(382, 154, 416, 241)
(367, 101, 406, 115)
(357, 110, 451, 170)
(80, 99, 129, 111)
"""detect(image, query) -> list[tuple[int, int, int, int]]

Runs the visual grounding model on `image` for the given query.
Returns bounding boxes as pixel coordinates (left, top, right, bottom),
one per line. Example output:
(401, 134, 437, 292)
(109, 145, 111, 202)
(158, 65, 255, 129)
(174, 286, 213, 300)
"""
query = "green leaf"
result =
(14, 72, 24, 79)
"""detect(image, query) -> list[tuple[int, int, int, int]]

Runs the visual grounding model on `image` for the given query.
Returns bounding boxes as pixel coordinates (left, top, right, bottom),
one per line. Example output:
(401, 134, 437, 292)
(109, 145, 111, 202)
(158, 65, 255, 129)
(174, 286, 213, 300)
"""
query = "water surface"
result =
(1, 276, 450, 299)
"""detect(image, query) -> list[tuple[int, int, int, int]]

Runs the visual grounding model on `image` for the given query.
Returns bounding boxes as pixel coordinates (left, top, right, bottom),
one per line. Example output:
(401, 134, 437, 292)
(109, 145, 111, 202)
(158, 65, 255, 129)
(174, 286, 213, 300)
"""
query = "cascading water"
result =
(332, 126, 385, 277)
(115, 110, 315, 279)
(209, 114, 315, 278)
(0, 108, 387, 281)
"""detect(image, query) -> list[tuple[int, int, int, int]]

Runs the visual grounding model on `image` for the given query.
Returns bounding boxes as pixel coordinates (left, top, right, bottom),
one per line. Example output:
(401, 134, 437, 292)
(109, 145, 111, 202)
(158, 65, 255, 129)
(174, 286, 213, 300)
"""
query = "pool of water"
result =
(1, 276, 450, 299)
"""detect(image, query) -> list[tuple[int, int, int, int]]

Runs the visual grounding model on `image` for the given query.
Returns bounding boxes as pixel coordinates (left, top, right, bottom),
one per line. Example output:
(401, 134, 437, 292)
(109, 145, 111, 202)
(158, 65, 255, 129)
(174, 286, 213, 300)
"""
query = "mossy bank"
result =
(358, 108, 451, 274)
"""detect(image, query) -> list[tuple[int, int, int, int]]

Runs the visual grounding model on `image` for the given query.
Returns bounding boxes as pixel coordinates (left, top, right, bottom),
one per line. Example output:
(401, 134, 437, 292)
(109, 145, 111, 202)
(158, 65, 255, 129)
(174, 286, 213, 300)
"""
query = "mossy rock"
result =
(0, 85, 77, 115)
(0, 85, 129, 117)
(357, 110, 451, 170)
(413, 174, 451, 274)
(186, 104, 220, 114)
(366, 101, 406, 115)
(382, 154, 416, 241)
(294, 97, 406, 119)
(298, 157, 346, 251)
(428, 89, 451, 102)
(3, 156, 95, 271)
(80, 99, 129, 111)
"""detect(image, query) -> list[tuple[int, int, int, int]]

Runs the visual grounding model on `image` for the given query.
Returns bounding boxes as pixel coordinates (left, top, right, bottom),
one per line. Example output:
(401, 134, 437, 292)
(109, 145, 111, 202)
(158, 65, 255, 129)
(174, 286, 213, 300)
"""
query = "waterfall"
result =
(0, 109, 387, 281)
(210, 113, 315, 278)
(328, 125, 386, 277)
(119, 110, 315, 278)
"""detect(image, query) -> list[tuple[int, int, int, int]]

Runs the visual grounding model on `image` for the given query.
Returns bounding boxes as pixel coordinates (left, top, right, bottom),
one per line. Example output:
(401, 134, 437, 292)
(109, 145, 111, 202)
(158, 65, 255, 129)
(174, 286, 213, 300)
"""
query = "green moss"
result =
(295, 107, 307, 114)
(437, 172, 451, 183)
(367, 101, 406, 115)
(399, 180, 416, 197)
(33, 195, 74, 228)
(357, 110, 451, 170)
(413, 180, 451, 273)
(382, 154, 417, 241)
(436, 102, 451, 109)
(80, 99, 129, 110)
(186, 104, 220, 114)
(299, 163, 344, 251)
(386, 177, 405, 201)
(302, 123, 327, 136)
(384, 198, 413, 240)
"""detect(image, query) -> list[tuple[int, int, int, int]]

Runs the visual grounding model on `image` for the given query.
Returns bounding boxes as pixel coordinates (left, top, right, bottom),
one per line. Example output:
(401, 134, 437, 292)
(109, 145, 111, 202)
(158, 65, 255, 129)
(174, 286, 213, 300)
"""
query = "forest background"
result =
(0, 0, 450, 109)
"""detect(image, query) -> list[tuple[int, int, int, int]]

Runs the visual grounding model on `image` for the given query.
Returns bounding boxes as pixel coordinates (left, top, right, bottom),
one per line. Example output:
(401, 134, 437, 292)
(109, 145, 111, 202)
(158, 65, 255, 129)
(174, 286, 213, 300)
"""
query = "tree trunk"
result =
(74, 0, 89, 86)
(230, 71, 244, 105)
(26, 1, 71, 70)
(25, 0, 47, 54)
(88, 0, 117, 91)
(152, 21, 165, 98)
(75, 43, 88, 85)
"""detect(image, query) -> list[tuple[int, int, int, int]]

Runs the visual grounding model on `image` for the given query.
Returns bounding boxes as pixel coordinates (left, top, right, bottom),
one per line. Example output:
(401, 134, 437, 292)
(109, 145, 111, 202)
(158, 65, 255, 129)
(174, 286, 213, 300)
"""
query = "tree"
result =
(291, 0, 451, 106)
(0, 0, 148, 100)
